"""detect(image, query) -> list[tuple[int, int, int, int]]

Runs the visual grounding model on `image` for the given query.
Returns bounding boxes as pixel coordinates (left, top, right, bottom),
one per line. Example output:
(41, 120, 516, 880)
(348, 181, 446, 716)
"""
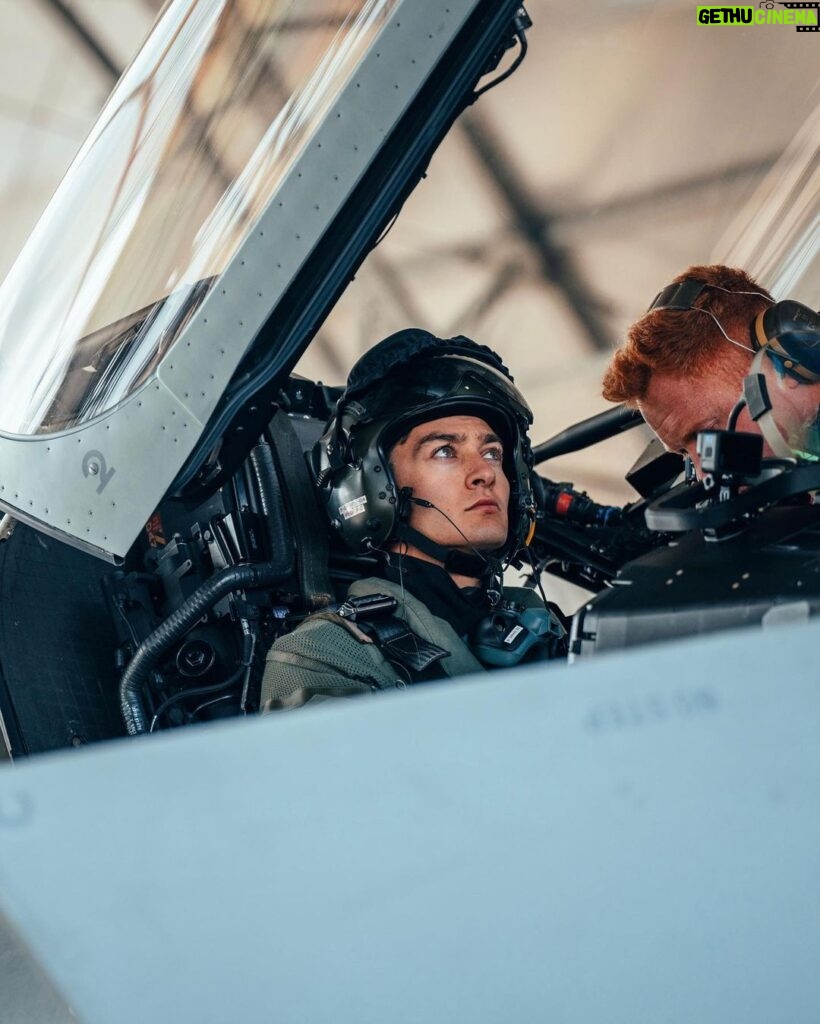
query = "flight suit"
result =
(260, 575, 548, 711)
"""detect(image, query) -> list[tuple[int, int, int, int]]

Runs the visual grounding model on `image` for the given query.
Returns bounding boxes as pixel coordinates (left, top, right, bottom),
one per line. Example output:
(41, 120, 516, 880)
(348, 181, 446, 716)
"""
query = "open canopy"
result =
(0, 1, 399, 436)
(0, 0, 523, 559)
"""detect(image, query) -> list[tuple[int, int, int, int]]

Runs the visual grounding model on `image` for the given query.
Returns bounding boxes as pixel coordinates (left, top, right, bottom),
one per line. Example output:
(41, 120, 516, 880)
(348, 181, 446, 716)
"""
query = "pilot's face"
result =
(389, 414, 510, 563)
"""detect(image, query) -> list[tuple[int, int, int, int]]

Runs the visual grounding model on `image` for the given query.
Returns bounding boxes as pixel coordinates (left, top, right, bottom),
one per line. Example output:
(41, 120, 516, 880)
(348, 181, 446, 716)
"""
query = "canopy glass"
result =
(0, 0, 396, 436)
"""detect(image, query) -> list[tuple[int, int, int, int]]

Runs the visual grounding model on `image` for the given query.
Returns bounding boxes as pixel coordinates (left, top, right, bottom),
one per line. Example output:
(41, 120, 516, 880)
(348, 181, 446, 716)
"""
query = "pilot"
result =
(602, 263, 820, 470)
(260, 330, 565, 711)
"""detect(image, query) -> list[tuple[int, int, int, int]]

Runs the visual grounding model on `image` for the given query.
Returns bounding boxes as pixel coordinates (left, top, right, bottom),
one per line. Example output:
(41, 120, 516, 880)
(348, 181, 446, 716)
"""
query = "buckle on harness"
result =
(337, 593, 399, 621)
(337, 593, 449, 677)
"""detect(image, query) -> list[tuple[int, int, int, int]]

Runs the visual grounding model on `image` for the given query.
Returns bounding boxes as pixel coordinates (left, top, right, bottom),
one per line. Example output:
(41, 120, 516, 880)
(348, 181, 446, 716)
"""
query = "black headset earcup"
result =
(754, 301, 820, 383)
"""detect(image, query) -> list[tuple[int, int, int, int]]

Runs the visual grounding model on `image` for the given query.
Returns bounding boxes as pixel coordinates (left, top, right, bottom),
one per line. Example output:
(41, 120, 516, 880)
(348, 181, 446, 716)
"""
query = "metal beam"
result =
(369, 252, 427, 326)
(394, 153, 781, 268)
(262, 16, 349, 33)
(445, 258, 523, 336)
(38, 0, 121, 82)
(460, 109, 615, 352)
(554, 154, 780, 231)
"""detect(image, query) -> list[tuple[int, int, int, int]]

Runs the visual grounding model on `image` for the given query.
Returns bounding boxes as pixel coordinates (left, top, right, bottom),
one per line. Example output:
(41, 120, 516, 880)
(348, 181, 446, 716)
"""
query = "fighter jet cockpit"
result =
(3, 6, 820, 1022)
(0, 0, 816, 756)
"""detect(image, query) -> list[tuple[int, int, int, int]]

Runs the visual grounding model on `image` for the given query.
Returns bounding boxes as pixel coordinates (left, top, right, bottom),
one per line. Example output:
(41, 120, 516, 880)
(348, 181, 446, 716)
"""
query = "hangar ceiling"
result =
(0, 0, 817, 515)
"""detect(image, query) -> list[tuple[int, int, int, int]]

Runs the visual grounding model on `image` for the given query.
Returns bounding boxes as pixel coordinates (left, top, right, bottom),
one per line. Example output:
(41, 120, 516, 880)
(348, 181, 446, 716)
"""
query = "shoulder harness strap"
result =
(337, 593, 449, 681)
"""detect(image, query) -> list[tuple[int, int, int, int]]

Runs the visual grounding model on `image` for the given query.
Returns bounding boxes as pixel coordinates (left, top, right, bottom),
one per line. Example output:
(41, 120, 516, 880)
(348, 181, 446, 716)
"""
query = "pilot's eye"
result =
(483, 447, 503, 461)
(432, 444, 455, 458)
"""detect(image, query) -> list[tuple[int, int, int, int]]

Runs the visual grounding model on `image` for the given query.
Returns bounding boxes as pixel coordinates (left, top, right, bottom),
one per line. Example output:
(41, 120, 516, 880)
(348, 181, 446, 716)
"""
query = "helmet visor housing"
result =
(372, 354, 532, 451)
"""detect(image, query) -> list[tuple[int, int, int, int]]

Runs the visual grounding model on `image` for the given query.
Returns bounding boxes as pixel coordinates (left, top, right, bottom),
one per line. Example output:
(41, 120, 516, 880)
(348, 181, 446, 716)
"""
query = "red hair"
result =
(602, 265, 773, 405)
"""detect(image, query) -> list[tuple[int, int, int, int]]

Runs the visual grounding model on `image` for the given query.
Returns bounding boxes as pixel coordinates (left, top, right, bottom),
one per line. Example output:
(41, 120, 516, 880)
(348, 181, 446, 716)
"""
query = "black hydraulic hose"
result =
(533, 405, 644, 465)
(119, 561, 289, 736)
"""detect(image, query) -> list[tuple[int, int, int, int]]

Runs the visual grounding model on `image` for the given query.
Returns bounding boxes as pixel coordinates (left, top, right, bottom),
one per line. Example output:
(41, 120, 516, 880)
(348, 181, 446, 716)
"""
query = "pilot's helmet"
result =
(313, 329, 535, 558)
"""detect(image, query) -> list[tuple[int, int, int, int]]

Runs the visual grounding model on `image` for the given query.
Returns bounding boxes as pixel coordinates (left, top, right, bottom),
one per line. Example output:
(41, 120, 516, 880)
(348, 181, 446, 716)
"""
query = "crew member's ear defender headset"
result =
(648, 279, 820, 382)
(312, 328, 537, 579)
(648, 278, 820, 459)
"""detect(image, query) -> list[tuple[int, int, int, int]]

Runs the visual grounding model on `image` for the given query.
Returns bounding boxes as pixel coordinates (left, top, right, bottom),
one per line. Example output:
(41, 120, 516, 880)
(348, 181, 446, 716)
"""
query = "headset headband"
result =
(646, 275, 820, 387)
(647, 280, 708, 312)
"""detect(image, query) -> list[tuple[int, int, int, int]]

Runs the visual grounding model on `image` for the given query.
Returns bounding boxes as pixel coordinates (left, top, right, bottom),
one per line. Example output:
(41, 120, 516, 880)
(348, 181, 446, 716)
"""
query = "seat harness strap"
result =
(337, 593, 450, 680)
